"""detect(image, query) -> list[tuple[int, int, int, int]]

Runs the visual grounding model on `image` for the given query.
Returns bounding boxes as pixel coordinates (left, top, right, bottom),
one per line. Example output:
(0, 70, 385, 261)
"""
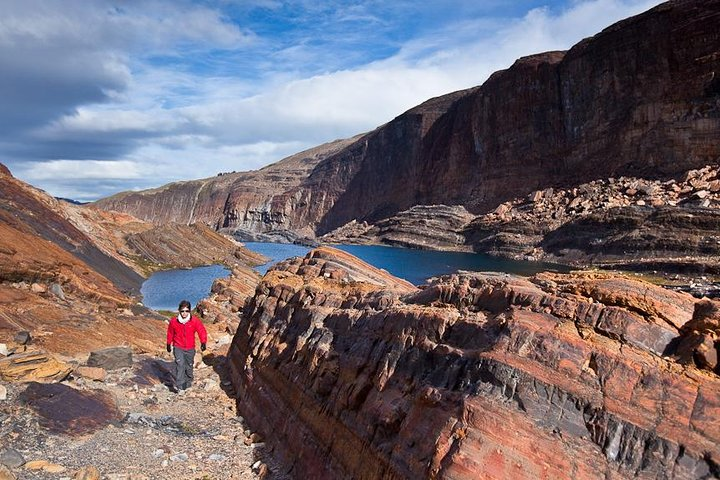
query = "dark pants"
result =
(173, 346, 195, 390)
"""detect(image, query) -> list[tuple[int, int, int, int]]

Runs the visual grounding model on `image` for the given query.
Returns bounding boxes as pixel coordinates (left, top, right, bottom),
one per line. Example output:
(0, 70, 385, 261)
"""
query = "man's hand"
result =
(200, 343, 206, 352)
(166, 344, 172, 353)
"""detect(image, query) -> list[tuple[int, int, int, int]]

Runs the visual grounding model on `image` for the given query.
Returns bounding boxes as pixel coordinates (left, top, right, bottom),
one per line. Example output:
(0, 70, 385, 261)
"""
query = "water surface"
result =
(243, 242, 568, 286)
(244, 242, 311, 275)
(141, 264, 229, 311)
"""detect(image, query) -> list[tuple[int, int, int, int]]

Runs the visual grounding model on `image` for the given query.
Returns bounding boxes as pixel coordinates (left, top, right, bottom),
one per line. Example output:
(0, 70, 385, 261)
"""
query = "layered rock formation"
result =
(94, 136, 361, 236)
(96, 0, 720, 256)
(0, 164, 262, 355)
(228, 247, 720, 479)
(324, 165, 720, 284)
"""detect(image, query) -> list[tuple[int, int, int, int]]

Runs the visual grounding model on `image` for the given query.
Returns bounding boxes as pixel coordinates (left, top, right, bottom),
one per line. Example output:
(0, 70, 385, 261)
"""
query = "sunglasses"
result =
(179, 309, 190, 313)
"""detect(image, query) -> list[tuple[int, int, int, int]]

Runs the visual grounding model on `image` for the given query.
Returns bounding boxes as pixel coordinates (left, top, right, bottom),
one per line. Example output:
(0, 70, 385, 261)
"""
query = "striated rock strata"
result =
(325, 165, 720, 282)
(228, 247, 719, 479)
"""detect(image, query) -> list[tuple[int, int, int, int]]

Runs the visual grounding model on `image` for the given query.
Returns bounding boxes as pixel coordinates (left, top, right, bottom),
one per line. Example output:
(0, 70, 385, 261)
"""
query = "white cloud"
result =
(21, 160, 144, 181)
(1, 0, 665, 201)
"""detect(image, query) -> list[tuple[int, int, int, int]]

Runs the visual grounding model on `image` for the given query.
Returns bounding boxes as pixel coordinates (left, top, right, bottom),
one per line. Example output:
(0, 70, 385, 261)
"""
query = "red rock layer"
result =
(228, 248, 719, 479)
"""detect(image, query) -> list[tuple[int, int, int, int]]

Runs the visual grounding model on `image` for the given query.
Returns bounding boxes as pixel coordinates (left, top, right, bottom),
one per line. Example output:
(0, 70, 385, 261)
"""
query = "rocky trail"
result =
(0, 344, 285, 480)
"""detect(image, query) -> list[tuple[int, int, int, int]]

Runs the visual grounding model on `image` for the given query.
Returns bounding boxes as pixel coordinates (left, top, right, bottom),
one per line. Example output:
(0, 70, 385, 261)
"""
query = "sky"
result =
(0, 0, 664, 202)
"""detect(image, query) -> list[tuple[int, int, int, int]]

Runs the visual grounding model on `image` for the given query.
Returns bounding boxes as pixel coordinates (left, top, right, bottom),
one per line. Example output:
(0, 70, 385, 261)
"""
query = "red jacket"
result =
(167, 315, 207, 350)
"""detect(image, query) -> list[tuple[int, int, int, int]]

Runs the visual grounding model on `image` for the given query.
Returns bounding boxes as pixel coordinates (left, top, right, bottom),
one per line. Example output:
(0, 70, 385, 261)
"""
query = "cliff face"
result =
(95, 0, 720, 264)
(94, 136, 360, 236)
(228, 247, 720, 479)
(319, 0, 720, 231)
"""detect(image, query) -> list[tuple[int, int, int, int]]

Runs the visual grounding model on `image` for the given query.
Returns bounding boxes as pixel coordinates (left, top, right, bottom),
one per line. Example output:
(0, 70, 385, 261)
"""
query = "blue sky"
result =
(0, 0, 663, 201)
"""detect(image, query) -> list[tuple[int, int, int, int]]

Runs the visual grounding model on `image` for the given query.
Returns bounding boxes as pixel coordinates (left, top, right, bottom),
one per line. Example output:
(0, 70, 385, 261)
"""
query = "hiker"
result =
(166, 300, 207, 392)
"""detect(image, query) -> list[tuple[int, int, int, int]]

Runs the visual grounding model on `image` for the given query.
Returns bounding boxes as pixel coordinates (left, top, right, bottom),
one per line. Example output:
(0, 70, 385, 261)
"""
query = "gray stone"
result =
(49, 283, 65, 300)
(170, 453, 188, 462)
(0, 448, 25, 468)
(208, 454, 226, 462)
(13, 331, 31, 345)
(86, 347, 133, 370)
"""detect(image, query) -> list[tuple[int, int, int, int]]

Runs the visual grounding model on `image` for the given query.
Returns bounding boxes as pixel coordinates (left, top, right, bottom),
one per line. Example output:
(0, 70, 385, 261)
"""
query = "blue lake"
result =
(245, 242, 568, 286)
(140, 264, 229, 311)
(141, 243, 568, 310)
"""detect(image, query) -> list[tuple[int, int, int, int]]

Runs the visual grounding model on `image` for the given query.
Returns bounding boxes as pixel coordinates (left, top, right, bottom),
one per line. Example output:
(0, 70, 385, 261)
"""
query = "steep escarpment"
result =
(228, 247, 719, 479)
(319, 0, 720, 231)
(94, 136, 360, 236)
(96, 0, 720, 268)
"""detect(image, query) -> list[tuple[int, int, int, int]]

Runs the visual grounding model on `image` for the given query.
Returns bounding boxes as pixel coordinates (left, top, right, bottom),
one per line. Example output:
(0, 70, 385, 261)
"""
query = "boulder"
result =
(74, 366, 107, 382)
(13, 331, 31, 345)
(86, 346, 133, 370)
(0, 448, 25, 468)
(49, 283, 65, 300)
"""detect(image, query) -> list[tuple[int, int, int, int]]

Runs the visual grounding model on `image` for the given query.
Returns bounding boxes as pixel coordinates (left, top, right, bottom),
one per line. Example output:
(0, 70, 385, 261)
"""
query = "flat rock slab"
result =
(86, 346, 133, 370)
(0, 351, 71, 383)
(19, 382, 122, 436)
(0, 448, 25, 468)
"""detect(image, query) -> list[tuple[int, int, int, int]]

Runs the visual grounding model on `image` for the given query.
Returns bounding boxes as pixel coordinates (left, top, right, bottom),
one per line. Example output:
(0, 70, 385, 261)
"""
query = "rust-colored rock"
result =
(676, 298, 720, 372)
(228, 248, 719, 479)
(74, 366, 107, 382)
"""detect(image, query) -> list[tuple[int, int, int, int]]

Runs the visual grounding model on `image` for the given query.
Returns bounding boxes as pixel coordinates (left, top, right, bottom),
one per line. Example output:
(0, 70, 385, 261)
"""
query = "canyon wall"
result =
(94, 136, 360, 236)
(95, 0, 720, 245)
(318, 0, 720, 232)
(228, 247, 720, 479)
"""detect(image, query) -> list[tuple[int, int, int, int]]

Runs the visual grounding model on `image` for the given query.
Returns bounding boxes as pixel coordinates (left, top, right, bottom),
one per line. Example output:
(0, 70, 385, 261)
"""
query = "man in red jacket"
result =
(166, 300, 207, 392)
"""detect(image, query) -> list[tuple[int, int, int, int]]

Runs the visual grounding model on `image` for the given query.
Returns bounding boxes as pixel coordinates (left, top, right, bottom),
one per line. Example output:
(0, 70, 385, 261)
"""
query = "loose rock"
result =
(0, 448, 25, 468)
(86, 347, 133, 370)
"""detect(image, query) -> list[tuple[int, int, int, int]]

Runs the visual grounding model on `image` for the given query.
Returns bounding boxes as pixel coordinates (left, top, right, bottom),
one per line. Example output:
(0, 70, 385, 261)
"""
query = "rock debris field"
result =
(0, 346, 284, 480)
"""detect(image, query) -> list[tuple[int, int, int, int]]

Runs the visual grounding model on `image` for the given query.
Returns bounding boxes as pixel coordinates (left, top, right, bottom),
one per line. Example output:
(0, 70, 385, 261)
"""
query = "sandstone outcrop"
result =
(228, 247, 719, 479)
(0, 349, 72, 383)
(96, 0, 719, 263)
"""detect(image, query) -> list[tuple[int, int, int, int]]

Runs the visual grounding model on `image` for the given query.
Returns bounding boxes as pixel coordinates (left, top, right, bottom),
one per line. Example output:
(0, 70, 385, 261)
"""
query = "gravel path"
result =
(0, 351, 283, 480)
